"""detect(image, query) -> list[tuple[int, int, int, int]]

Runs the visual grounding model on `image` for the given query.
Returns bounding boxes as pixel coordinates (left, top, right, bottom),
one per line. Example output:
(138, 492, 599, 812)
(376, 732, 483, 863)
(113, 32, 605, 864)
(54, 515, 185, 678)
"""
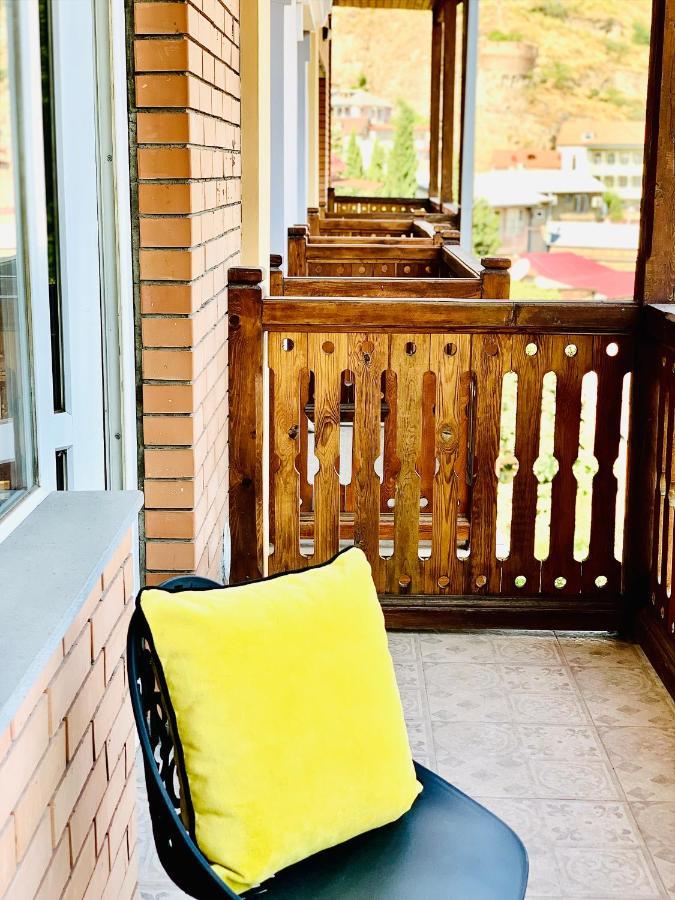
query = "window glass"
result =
(606, 152, 616, 164)
(0, 0, 35, 517)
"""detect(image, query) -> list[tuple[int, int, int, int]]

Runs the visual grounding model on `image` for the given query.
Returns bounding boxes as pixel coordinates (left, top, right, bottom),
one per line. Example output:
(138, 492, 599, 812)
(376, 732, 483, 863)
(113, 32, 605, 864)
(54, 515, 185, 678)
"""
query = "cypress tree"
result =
(345, 132, 365, 180)
(384, 101, 418, 197)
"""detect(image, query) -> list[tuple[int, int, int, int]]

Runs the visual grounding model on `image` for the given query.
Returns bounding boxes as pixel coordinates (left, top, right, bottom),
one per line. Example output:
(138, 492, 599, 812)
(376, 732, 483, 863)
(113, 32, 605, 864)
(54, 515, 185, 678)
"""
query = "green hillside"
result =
(331, 0, 651, 171)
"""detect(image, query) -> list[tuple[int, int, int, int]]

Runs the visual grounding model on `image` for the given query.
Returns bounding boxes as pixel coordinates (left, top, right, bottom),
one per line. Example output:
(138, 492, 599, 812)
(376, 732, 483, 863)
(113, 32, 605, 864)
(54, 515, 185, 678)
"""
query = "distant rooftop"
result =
(475, 168, 605, 208)
(547, 220, 639, 251)
(331, 88, 393, 110)
(491, 149, 561, 170)
(556, 119, 645, 148)
(514, 252, 635, 300)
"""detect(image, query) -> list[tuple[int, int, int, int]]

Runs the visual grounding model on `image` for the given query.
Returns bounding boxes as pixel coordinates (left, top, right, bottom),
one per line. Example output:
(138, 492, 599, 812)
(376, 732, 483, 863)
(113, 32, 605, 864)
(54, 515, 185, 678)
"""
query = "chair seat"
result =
(248, 762, 528, 900)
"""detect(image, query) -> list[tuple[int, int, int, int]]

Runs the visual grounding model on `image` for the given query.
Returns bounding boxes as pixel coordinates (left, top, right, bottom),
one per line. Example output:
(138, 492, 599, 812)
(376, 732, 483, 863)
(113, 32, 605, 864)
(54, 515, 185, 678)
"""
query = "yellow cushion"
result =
(139, 548, 421, 895)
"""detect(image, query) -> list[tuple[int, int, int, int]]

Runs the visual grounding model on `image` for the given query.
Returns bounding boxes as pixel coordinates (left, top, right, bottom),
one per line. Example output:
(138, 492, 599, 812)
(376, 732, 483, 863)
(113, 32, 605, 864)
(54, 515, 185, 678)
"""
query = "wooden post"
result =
(228, 268, 265, 582)
(429, 5, 443, 200)
(269, 253, 283, 296)
(307, 207, 320, 235)
(458, 0, 469, 207)
(327, 186, 335, 214)
(287, 225, 308, 276)
(440, 0, 458, 206)
(480, 257, 511, 299)
(635, 0, 675, 303)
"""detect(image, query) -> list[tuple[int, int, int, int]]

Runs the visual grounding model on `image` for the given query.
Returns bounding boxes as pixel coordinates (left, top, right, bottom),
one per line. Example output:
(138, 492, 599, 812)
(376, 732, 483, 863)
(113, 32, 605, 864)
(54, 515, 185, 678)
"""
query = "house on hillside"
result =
(331, 87, 393, 125)
(474, 168, 605, 255)
(491, 148, 561, 170)
(556, 118, 645, 212)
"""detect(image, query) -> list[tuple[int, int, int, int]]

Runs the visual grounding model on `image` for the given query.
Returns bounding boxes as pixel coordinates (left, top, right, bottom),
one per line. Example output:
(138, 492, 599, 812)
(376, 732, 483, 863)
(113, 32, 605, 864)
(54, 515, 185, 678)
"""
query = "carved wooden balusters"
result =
(228, 268, 636, 631)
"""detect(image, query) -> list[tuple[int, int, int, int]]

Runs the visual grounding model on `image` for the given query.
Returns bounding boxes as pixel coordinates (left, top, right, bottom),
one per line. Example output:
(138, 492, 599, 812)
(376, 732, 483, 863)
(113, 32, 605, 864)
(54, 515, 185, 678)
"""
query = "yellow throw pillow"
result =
(138, 548, 421, 895)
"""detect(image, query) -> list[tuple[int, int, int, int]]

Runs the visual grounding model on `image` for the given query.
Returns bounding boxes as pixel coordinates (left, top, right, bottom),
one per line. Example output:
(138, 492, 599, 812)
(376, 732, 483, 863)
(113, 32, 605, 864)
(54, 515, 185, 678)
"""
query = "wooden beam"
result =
(429, 6, 442, 198)
(262, 298, 639, 333)
(440, 0, 458, 204)
(636, 0, 674, 303)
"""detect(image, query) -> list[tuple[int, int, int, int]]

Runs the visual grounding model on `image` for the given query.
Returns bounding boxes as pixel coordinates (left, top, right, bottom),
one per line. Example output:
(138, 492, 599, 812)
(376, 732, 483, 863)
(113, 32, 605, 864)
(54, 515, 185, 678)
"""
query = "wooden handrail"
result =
(261, 297, 639, 333)
(279, 277, 481, 298)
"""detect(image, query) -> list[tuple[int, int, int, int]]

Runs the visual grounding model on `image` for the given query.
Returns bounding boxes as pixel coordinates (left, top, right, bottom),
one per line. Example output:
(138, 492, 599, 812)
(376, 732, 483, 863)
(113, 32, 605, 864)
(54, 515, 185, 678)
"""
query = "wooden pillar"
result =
(287, 225, 308, 276)
(429, 5, 443, 200)
(458, 0, 469, 206)
(635, 0, 675, 303)
(228, 268, 265, 582)
(440, 0, 458, 206)
(307, 207, 320, 235)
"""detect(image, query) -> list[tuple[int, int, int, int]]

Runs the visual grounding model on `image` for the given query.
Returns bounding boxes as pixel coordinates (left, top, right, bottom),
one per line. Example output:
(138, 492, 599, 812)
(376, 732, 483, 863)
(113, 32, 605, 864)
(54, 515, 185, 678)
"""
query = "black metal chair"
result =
(128, 575, 529, 899)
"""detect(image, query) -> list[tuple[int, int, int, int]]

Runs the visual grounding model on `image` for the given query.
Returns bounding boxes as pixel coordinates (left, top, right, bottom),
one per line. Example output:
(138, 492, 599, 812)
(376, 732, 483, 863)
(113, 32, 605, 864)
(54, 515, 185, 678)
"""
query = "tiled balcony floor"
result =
(138, 631, 675, 899)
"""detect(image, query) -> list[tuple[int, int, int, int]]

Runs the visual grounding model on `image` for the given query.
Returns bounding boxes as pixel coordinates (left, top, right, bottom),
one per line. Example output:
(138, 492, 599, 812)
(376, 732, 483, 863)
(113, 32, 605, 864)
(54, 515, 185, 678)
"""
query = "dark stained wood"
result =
(502, 334, 554, 594)
(429, 6, 442, 199)
(262, 298, 639, 333)
(387, 334, 430, 593)
(349, 333, 388, 587)
(308, 333, 347, 561)
(227, 275, 264, 582)
(581, 336, 630, 595)
(440, 0, 458, 204)
(287, 225, 308, 276)
(268, 331, 308, 574)
(480, 257, 511, 299)
(468, 333, 510, 594)
(277, 277, 481, 298)
(382, 596, 623, 632)
(540, 336, 593, 596)
(636, 0, 675, 304)
(427, 332, 471, 593)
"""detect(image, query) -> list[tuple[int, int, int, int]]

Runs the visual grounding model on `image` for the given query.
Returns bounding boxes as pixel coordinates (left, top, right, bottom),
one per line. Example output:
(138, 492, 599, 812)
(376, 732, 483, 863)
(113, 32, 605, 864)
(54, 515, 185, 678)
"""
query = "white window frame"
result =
(0, 0, 136, 543)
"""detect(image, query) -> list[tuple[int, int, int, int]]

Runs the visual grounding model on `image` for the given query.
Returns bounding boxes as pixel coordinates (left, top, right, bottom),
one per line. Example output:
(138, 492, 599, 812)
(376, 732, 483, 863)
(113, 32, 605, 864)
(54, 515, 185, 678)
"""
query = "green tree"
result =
(472, 198, 500, 257)
(603, 190, 624, 223)
(345, 132, 364, 180)
(367, 138, 386, 187)
(331, 127, 343, 159)
(384, 101, 418, 197)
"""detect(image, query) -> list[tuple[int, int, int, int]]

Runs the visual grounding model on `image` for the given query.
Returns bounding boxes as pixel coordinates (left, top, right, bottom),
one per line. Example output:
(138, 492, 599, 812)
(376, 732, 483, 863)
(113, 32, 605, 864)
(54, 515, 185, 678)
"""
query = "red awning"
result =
(519, 252, 634, 300)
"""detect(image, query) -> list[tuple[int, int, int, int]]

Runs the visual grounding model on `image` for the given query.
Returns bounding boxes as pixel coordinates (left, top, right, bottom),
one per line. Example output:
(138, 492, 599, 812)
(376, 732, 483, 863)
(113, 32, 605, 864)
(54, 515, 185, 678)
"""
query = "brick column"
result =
(132, 0, 242, 584)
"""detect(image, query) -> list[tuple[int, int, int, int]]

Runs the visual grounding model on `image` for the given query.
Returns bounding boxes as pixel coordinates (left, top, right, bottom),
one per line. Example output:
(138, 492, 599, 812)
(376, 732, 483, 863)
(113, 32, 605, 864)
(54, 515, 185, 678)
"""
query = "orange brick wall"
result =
(0, 532, 138, 900)
(132, 0, 242, 585)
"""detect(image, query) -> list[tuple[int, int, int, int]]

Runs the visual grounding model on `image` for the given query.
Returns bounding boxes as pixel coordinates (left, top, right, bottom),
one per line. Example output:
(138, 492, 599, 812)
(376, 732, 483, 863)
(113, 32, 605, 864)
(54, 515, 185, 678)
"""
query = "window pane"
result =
(0, 1, 35, 517)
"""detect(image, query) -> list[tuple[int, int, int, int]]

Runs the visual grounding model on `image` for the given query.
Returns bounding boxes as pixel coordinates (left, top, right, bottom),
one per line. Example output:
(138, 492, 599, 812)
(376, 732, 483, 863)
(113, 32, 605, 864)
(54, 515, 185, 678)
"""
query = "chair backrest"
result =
(127, 576, 246, 900)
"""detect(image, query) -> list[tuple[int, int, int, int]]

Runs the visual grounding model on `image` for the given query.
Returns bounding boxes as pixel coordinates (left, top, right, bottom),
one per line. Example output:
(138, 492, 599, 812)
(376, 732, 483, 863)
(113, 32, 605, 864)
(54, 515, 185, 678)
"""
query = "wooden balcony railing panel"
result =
(633, 305, 675, 693)
(228, 270, 639, 630)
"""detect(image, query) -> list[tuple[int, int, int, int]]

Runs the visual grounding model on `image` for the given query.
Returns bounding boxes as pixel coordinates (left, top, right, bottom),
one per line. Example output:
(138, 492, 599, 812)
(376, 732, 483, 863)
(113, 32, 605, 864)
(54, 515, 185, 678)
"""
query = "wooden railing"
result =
(630, 304, 675, 693)
(228, 267, 638, 629)
(326, 188, 439, 217)
(308, 208, 459, 242)
(287, 226, 509, 290)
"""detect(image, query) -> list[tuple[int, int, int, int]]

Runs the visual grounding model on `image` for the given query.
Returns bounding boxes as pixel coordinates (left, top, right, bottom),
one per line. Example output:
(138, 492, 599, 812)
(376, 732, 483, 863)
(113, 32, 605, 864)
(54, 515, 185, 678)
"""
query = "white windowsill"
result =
(0, 489, 143, 736)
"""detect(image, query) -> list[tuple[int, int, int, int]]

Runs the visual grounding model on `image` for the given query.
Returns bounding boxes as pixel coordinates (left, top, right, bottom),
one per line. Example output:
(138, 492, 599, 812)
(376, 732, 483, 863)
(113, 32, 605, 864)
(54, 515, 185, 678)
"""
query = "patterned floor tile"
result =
(556, 632, 646, 668)
(630, 802, 675, 897)
(554, 846, 662, 897)
(572, 666, 675, 728)
(599, 726, 675, 801)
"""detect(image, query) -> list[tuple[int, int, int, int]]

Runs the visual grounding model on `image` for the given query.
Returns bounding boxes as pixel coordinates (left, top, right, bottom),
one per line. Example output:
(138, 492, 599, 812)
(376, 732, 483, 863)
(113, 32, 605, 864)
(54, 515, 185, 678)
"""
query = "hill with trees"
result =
(332, 0, 651, 172)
